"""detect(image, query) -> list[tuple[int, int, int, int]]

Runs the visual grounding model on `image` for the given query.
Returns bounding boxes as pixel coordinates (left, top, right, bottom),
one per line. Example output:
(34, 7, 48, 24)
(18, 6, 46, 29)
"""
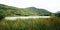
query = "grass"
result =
(0, 17, 60, 30)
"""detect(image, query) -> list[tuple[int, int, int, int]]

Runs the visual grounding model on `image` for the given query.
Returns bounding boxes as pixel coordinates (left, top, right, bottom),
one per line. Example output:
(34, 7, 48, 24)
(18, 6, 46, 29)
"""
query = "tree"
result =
(0, 14, 5, 20)
(0, 10, 6, 20)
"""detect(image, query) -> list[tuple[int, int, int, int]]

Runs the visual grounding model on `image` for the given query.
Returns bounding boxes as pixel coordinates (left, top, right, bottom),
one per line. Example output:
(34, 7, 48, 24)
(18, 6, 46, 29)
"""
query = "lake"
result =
(5, 16, 50, 20)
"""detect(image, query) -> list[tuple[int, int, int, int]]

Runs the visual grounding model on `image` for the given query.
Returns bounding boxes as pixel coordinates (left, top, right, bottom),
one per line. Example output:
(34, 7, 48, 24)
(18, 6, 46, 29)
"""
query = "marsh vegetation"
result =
(0, 16, 60, 30)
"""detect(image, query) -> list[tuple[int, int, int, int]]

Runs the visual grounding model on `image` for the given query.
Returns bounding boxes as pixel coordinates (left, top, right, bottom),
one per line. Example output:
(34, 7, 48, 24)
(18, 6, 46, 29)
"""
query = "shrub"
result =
(0, 14, 5, 20)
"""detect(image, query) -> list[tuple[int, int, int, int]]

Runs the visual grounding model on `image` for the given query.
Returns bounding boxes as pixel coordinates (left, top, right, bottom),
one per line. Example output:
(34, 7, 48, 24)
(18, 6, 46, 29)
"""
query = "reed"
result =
(0, 17, 60, 30)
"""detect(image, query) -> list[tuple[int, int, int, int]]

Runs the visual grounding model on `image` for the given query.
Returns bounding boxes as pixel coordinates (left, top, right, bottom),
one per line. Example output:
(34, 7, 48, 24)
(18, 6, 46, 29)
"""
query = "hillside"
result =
(25, 7, 51, 16)
(0, 4, 51, 16)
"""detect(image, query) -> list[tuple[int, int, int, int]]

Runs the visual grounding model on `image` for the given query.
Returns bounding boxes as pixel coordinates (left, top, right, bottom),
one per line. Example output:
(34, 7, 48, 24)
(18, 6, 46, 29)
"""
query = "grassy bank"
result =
(0, 17, 60, 30)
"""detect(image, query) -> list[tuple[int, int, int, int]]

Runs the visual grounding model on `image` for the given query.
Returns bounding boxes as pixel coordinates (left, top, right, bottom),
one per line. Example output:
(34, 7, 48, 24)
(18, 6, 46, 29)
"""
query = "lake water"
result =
(5, 16, 50, 20)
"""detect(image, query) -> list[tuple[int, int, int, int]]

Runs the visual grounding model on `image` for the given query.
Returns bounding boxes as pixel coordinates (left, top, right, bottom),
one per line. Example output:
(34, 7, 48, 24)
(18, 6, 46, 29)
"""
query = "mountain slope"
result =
(0, 4, 52, 16)
(25, 7, 51, 16)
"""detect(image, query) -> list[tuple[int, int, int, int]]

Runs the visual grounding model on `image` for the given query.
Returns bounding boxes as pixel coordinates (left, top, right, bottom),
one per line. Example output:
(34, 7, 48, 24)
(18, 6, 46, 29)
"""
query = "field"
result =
(0, 16, 60, 30)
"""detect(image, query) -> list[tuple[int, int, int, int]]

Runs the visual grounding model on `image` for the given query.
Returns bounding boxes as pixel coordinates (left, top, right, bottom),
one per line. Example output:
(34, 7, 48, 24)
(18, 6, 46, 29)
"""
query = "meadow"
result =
(0, 16, 60, 30)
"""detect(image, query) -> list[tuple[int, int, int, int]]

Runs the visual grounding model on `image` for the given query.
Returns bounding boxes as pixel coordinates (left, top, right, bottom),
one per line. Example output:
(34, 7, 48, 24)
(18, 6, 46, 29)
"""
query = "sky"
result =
(0, 0, 60, 13)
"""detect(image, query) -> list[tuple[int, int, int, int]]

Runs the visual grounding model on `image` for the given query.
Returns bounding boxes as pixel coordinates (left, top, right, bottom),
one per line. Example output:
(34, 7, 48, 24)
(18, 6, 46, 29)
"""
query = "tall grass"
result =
(0, 17, 60, 30)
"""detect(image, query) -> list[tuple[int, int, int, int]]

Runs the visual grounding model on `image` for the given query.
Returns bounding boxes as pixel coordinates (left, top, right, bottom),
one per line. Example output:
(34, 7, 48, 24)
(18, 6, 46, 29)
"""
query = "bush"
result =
(0, 15, 5, 20)
(0, 10, 6, 20)
(0, 14, 5, 20)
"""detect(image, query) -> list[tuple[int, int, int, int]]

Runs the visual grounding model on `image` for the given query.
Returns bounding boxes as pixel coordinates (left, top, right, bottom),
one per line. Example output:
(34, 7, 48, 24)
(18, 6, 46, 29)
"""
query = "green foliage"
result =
(0, 4, 52, 16)
(0, 17, 60, 30)
(0, 15, 4, 20)
(25, 7, 51, 16)
(0, 10, 6, 20)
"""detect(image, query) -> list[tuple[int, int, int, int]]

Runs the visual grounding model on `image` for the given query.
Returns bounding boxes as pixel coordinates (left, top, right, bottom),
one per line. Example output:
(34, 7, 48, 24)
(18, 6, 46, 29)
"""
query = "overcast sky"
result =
(0, 0, 60, 13)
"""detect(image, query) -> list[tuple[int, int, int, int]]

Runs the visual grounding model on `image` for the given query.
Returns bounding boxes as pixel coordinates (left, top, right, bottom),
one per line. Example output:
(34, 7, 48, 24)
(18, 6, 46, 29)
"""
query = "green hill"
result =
(25, 7, 51, 16)
(0, 4, 51, 16)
